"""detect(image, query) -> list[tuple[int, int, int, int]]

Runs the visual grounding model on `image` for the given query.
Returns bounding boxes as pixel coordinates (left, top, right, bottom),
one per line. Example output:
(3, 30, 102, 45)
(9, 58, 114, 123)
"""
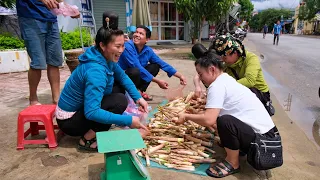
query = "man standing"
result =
(118, 25, 187, 101)
(272, 20, 282, 45)
(16, 0, 78, 105)
(263, 24, 268, 39)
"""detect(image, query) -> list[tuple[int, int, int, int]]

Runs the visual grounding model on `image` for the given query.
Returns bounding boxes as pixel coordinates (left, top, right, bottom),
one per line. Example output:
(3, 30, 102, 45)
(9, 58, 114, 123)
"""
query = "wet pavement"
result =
(245, 33, 320, 148)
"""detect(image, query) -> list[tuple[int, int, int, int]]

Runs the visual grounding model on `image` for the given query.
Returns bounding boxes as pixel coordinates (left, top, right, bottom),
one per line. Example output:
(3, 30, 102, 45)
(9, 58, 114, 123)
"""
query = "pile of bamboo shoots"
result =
(137, 92, 219, 171)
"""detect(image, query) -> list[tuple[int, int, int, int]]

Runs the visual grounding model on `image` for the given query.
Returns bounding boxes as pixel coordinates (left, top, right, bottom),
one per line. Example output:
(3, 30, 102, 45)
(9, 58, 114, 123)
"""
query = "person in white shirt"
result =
(173, 52, 278, 178)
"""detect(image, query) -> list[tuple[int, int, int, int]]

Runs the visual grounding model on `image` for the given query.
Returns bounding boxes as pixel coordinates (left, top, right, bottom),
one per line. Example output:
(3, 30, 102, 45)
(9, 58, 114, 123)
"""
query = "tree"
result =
(298, 0, 320, 21)
(248, 8, 293, 32)
(0, 0, 16, 9)
(174, 0, 236, 43)
(238, 0, 254, 22)
(248, 14, 261, 32)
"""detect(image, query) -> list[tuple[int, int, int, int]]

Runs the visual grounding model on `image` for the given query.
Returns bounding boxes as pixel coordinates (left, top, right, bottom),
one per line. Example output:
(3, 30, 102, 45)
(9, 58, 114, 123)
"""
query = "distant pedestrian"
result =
(272, 20, 282, 45)
(263, 24, 268, 39)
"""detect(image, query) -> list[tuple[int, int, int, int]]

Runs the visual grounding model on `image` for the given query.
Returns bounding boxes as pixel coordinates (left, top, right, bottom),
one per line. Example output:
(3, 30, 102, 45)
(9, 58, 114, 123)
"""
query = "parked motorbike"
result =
(229, 30, 245, 42)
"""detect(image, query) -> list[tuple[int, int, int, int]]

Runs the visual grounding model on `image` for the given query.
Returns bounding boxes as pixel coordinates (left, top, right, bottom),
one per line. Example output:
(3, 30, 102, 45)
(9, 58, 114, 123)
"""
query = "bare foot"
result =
(30, 101, 41, 106)
(52, 100, 58, 105)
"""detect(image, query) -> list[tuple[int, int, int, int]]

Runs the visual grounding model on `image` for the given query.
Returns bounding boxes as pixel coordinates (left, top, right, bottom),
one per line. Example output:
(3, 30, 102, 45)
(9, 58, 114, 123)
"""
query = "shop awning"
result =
(129, 0, 152, 32)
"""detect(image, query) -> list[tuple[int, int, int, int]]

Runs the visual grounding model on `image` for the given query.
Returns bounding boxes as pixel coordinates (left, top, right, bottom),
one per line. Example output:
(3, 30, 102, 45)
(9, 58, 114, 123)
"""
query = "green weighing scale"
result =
(97, 129, 151, 180)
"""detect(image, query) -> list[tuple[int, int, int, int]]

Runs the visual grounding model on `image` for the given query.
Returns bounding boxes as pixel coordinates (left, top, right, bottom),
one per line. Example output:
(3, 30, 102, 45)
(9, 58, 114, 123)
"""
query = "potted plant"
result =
(60, 28, 92, 73)
(64, 50, 83, 73)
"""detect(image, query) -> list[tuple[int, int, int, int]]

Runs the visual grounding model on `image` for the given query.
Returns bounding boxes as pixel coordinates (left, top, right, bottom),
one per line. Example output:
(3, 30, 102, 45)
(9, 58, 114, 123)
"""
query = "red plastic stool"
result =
(17, 104, 59, 150)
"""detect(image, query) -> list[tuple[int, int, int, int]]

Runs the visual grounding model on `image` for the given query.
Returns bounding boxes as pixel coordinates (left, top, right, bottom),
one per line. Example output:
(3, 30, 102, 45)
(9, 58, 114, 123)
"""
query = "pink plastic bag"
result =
(122, 92, 151, 126)
(51, 2, 79, 17)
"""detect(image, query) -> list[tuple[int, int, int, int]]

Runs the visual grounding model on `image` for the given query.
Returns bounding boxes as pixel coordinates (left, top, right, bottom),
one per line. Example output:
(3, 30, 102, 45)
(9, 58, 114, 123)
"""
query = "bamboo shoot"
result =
(205, 147, 216, 154)
(185, 135, 202, 144)
(146, 154, 150, 166)
(148, 143, 166, 155)
(197, 150, 210, 158)
(190, 158, 216, 164)
(146, 136, 184, 142)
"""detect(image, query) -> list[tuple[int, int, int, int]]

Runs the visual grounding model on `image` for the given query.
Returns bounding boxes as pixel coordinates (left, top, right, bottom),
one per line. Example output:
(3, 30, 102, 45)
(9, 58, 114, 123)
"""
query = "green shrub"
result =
(0, 33, 25, 50)
(60, 28, 93, 50)
(0, 28, 93, 51)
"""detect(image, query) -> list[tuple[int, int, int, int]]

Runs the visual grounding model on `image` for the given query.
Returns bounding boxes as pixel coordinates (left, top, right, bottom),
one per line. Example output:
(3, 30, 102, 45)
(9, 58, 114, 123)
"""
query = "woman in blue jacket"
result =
(56, 21, 149, 151)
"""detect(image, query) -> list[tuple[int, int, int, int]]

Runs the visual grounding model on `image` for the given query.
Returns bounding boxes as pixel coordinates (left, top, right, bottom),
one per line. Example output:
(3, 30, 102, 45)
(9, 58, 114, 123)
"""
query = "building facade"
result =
(293, 3, 314, 35)
(90, 0, 188, 41)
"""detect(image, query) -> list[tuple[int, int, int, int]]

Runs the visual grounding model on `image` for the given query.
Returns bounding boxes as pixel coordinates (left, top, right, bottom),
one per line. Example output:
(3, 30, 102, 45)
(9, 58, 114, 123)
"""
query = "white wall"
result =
(57, 0, 81, 32)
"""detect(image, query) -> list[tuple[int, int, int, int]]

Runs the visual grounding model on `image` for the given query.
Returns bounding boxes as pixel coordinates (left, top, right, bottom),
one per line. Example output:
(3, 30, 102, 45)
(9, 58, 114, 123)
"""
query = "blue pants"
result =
(18, 17, 63, 70)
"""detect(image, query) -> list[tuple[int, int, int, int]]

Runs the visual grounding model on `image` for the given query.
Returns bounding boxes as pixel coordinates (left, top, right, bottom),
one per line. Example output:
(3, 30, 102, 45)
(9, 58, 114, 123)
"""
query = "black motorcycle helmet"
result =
(102, 11, 119, 30)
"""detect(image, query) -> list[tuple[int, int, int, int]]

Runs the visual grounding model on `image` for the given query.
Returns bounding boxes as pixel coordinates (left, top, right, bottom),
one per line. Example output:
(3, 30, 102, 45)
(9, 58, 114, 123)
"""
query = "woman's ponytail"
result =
(102, 10, 119, 30)
(95, 10, 124, 52)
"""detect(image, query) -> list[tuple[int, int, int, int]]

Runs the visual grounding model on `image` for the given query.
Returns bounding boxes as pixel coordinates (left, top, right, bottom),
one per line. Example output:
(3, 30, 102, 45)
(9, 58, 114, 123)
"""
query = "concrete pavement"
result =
(0, 46, 320, 179)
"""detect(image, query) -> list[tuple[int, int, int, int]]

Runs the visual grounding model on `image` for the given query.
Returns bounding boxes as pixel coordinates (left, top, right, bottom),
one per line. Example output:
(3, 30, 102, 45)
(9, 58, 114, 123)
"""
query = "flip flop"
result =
(141, 92, 153, 101)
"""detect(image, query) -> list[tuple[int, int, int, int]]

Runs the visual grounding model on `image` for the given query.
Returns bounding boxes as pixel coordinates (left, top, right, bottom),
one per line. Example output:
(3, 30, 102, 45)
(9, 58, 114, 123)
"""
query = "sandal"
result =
(206, 159, 240, 178)
(78, 136, 98, 152)
(141, 92, 153, 101)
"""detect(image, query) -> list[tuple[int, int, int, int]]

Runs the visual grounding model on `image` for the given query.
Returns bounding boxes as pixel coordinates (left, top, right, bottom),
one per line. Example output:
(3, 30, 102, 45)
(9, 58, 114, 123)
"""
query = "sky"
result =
(251, 0, 300, 11)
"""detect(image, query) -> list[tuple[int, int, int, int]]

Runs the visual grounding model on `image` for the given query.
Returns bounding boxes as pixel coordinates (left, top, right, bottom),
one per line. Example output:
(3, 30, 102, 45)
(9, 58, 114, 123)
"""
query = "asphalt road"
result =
(246, 33, 320, 147)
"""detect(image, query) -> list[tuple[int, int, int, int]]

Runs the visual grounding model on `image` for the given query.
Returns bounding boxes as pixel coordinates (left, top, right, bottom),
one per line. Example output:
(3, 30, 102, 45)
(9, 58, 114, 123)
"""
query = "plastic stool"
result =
(17, 104, 59, 150)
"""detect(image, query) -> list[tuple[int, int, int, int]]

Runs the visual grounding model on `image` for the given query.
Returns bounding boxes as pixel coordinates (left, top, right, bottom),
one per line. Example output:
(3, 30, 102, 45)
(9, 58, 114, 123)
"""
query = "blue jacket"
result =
(118, 40, 177, 82)
(16, 0, 57, 22)
(58, 47, 142, 126)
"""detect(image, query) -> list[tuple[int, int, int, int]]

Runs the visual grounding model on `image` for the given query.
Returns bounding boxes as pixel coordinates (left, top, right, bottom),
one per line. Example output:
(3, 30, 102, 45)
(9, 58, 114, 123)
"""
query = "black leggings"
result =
(125, 63, 160, 92)
(56, 93, 128, 136)
(217, 115, 277, 153)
